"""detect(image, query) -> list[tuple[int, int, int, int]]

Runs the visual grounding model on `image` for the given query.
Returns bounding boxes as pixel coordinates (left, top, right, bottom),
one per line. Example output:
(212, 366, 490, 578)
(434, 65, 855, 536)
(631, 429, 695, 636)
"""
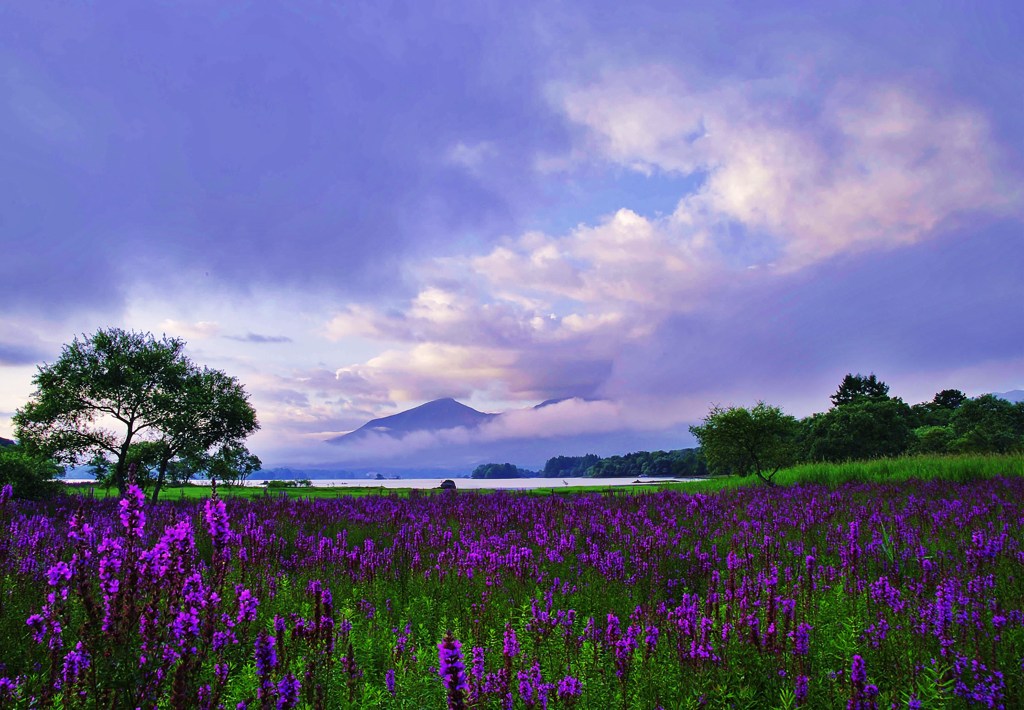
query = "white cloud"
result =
(158, 319, 222, 340)
(445, 140, 498, 173)
(561, 68, 1018, 268)
(312, 63, 1020, 443)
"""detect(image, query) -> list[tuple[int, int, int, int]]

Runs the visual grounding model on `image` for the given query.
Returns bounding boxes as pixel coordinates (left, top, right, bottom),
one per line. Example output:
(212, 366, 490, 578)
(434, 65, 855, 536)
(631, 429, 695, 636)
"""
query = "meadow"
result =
(1, 455, 1023, 708)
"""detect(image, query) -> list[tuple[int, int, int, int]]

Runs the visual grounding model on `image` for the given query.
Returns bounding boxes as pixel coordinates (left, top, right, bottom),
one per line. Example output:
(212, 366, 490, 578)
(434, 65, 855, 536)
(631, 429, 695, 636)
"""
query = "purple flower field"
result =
(0, 478, 1022, 708)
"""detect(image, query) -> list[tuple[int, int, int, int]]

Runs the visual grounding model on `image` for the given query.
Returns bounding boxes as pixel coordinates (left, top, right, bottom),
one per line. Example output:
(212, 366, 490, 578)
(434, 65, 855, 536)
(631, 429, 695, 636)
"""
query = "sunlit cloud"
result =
(158, 319, 222, 340)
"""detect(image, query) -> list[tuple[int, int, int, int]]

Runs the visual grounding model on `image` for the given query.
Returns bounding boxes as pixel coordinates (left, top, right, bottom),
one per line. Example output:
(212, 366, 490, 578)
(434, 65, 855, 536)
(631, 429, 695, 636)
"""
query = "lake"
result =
(243, 476, 700, 490)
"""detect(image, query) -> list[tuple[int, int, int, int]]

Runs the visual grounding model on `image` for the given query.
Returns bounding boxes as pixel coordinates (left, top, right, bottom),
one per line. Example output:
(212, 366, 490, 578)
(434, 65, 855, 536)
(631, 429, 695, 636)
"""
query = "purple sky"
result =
(2, 2, 1022, 467)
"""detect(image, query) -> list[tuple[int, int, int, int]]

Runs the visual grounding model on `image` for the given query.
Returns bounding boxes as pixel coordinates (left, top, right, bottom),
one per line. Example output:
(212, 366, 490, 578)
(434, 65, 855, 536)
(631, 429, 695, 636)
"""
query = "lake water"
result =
(242, 476, 700, 490)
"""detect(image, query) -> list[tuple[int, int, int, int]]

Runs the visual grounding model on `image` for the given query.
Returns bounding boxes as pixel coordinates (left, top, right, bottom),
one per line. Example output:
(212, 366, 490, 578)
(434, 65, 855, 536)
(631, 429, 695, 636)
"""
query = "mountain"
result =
(317, 397, 693, 473)
(994, 390, 1024, 404)
(0, 436, 14, 447)
(328, 398, 497, 443)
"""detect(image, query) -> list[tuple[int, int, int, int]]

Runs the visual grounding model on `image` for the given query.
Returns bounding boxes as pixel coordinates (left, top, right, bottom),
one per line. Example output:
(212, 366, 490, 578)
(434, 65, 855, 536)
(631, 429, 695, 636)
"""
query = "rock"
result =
(438, 479, 457, 490)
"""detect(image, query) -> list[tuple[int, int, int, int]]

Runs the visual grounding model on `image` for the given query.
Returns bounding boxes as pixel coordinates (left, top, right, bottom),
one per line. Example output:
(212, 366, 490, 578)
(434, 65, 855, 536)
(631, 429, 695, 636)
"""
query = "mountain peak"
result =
(329, 398, 496, 443)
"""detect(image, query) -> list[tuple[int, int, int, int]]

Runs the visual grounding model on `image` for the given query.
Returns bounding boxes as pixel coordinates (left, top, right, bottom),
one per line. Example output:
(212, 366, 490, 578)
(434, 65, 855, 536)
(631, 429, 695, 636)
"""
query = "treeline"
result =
(552, 448, 704, 475)
(472, 448, 708, 480)
(797, 375, 1023, 461)
(470, 462, 536, 479)
(690, 373, 1024, 485)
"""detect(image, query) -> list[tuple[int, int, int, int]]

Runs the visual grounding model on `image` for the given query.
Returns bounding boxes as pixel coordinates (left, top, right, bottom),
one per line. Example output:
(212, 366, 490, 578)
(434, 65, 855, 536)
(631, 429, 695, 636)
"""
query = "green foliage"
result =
(909, 425, 955, 455)
(948, 394, 1024, 453)
(542, 453, 601, 477)
(830, 372, 890, 407)
(13, 327, 259, 497)
(13, 328, 188, 491)
(689, 402, 799, 485)
(803, 398, 913, 462)
(206, 442, 262, 486)
(910, 389, 967, 428)
(0, 443, 62, 499)
(586, 448, 707, 478)
(471, 462, 531, 479)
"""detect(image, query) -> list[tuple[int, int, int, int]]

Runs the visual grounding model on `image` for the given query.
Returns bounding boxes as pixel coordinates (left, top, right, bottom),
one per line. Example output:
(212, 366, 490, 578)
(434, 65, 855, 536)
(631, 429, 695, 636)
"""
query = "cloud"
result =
(315, 63, 1021, 436)
(158, 320, 221, 340)
(0, 3, 569, 319)
(224, 332, 292, 344)
(322, 397, 668, 465)
(558, 69, 1018, 268)
(0, 341, 47, 367)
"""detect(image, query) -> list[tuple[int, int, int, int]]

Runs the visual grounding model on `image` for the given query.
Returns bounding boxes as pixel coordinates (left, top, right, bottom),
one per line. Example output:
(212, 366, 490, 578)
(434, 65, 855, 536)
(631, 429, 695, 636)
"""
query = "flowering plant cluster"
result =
(0, 476, 1023, 707)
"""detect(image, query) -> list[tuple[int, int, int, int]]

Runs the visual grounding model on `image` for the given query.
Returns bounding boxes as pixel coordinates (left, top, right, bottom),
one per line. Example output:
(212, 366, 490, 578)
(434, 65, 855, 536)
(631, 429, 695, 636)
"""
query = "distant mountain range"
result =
(329, 398, 497, 443)
(994, 390, 1024, 404)
(0, 436, 14, 447)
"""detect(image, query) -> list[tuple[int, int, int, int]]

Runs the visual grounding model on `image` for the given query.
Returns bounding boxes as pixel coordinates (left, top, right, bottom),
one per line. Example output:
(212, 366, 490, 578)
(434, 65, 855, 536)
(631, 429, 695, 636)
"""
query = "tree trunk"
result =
(151, 456, 170, 503)
(113, 429, 134, 495)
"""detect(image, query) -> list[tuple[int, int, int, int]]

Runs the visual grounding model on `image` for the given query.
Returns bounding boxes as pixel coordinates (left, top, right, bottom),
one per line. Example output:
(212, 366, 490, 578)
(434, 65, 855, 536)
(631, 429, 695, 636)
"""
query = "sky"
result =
(2, 1, 1022, 469)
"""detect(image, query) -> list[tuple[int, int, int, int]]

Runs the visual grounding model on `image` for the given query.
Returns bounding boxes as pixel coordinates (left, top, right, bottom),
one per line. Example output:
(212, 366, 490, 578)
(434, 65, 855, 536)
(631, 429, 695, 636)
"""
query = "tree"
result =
(204, 442, 262, 487)
(0, 443, 63, 499)
(911, 389, 968, 428)
(13, 328, 259, 496)
(148, 367, 259, 501)
(689, 402, 800, 486)
(948, 395, 1024, 453)
(803, 399, 913, 462)
(933, 389, 968, 410)
(909, 425, 955, 455)
(471, 463, 528, 479)
(831, 373, 890, 407)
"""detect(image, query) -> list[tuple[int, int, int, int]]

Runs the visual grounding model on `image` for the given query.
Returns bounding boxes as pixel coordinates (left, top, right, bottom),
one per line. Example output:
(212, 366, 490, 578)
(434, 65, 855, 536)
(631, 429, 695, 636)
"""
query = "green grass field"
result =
(64, 452, 1024, 501)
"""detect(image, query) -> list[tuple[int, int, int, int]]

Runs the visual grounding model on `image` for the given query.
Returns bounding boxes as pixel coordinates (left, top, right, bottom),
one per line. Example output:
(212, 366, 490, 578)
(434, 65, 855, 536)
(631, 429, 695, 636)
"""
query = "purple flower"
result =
(254, 632, 277, 677)
(795, 674, 809, 705)
(385, 668, 396, 696)
(60, 642, 90, 689)
(276, 673, 300, 709)
(119, 484, 146, 538)
(236, 588, 259, 624)
(645, 625, 660, 650)
(557, 675, 582, 699)
(438, 631, 469, 709)
(471, 646, 485, 680)
(204, 497, 230, 547)
(0, 483, 12, 505)
(851, 654, 867, 685)
(793, 622, 812, 655)
(503, 623, 519, 659)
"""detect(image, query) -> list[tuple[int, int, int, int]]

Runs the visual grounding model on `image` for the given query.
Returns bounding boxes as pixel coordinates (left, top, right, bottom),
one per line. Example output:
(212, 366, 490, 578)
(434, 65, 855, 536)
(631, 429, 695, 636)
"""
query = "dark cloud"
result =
(0, 341, 48, 367)
(605, 220, 1024, 408)
(225, 333, 292, 344)
(0, 3, 568, 316)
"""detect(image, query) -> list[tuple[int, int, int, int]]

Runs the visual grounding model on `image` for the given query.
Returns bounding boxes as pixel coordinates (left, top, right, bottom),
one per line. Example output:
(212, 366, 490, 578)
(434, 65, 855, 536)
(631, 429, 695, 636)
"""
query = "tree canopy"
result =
(0, 443, 62, 499)
(689, 402, 799, 486)
(14, 328, 259, 497)
(830, 373, 890, 407)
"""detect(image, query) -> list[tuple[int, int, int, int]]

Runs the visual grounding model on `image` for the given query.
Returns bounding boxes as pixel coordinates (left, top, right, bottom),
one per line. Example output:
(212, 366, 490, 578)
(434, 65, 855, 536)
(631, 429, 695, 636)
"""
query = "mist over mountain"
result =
(323, 397, 691, 473)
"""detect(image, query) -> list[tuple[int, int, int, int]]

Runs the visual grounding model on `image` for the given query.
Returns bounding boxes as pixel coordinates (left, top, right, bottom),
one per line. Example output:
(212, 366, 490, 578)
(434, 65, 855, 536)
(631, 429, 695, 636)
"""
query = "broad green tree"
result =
(204, 442, 262, 487)
(148, 366, 259, 500)
(689, 402, 800, 486)
(949, 394, 1024, 453)
(803, 399, 913, 462)
(14, 328, 259, 496)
